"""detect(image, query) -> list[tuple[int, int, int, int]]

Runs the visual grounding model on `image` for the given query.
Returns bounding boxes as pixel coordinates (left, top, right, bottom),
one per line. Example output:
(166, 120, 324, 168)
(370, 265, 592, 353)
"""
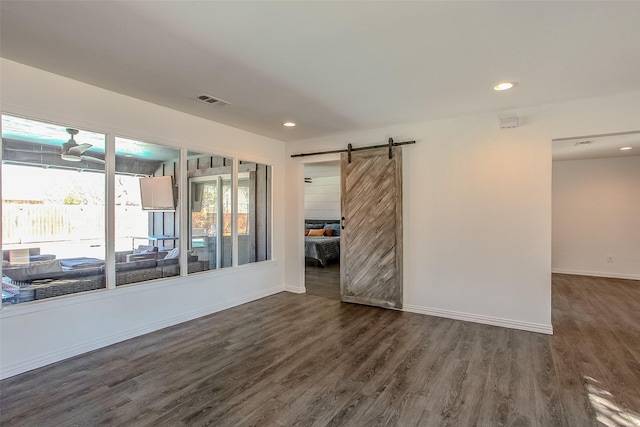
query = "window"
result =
(114, 137, 185, 285)
(1, 114, 274, 306)
(238, 161, 272, 265)
(2, 115, 106, 305)
(188, 152, 233, 272)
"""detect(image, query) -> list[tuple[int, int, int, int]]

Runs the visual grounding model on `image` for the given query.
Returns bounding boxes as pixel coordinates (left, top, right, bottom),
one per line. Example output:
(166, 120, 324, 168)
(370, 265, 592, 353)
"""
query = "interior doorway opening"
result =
(551, 130, 640, 280)
(303, 160, 341, 300)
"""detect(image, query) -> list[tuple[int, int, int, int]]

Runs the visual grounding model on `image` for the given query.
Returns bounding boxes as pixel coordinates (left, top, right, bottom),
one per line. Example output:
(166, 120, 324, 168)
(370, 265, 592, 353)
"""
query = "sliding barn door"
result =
(341, 147, 402, 309)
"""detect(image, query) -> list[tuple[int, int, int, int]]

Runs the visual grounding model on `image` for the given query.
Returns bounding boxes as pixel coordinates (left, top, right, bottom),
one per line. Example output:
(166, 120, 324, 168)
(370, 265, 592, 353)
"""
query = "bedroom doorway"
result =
(303, 161, 341, 300)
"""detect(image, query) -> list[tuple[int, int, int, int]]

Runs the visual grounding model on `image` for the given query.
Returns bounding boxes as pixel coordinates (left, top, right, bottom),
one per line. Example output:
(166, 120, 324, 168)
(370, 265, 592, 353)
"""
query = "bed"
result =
(304, 220, 341, 267)
(305, 236, 340, 267)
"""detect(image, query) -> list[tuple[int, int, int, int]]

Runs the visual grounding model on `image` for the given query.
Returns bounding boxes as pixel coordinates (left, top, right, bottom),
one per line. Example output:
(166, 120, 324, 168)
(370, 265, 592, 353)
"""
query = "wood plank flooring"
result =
(1, 274, 639, 426)
(305, 261, 340, 300)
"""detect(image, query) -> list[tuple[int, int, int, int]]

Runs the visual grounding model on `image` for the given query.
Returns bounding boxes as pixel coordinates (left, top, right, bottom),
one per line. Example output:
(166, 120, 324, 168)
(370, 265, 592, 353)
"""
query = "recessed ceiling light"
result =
(283, 122, 296, 127)
(619, 146, 633, 151)
(493, 81, 517, 91)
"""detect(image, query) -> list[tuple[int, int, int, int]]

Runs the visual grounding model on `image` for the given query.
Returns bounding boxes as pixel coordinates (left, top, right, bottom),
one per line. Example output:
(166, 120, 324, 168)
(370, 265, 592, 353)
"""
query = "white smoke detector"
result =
(499, 117, 519, 129)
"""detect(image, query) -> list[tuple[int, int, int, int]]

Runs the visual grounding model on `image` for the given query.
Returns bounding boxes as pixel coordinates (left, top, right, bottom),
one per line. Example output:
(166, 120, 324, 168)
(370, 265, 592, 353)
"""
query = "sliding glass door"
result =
(189, 174, 232, 270)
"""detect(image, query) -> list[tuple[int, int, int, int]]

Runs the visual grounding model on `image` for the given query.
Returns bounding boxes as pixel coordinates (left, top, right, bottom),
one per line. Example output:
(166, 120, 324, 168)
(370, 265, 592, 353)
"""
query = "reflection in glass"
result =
(2, 115, 106, 305)
(238, 161, 272, 265)
(114, 137, 190, 285)
(188, 152, 233, 272)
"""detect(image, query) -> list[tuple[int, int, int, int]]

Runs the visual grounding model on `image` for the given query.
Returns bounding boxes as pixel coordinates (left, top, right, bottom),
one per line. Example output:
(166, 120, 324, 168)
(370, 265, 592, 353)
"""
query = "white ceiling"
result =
(1, 1, 639, 142)
(552, 131, 640, 161)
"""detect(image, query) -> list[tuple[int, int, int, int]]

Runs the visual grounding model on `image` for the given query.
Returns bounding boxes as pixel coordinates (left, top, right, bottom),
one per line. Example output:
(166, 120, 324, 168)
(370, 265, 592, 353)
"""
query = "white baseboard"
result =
(403, 304, 553, 335)
(0, 286, 283, 380)
(284, 284, 306, 294)
(552, 269, 640, 281)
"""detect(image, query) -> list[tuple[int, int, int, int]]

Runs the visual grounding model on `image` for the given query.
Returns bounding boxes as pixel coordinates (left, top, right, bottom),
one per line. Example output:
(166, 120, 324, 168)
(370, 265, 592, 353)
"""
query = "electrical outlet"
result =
(607, 256, 613, 263)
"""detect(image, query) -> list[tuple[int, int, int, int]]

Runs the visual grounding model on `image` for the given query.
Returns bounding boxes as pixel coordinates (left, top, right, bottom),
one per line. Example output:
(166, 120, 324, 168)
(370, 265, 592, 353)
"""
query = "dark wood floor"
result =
(1, 274, 639, 426)
(305, 261, 340, 300)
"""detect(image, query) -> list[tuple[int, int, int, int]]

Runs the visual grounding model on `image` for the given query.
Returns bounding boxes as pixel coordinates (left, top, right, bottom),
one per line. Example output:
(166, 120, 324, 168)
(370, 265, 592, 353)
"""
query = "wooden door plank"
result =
(341, 147, 402, 309)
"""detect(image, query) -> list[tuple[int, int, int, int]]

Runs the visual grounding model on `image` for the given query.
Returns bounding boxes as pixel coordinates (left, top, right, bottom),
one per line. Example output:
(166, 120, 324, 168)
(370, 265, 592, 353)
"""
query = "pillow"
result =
(323, 229, 334, 236)
(27, 259, 63, 275)
(3, 259, 63, 282)
(126, 252, 158, 263)
(308, 229, 324, 236)
(305, 223, 324, 229)
(133, 246, 158, 254)
(164, 247, 180, 259)
(66, 261, 105, 270)
(323, 223, 341, 236)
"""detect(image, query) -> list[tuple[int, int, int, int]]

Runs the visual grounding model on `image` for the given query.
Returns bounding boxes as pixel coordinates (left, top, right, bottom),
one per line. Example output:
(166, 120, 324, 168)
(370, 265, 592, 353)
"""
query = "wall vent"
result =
(194, 94, 229, 106)
(574, 140, 593, 146)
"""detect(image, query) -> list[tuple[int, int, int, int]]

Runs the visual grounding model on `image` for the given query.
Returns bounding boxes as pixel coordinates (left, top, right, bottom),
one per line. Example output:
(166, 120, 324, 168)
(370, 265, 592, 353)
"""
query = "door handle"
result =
(341, 216, 345, 230)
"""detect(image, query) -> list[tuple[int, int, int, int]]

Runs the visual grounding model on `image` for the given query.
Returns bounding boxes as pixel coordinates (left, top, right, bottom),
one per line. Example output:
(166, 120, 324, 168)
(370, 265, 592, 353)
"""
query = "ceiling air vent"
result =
(574, 140, 593, 146)
(194, 94, 229, 107)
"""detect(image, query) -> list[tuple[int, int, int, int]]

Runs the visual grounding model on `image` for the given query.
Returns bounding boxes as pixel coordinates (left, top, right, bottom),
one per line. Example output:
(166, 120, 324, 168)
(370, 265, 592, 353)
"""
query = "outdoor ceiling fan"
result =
(2, 128, 105, 165)
(60, 128, 103, 162)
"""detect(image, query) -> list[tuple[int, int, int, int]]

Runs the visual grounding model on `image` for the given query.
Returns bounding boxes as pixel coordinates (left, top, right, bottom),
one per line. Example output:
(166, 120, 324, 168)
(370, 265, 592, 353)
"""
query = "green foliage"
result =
(63, 194, 83, 205)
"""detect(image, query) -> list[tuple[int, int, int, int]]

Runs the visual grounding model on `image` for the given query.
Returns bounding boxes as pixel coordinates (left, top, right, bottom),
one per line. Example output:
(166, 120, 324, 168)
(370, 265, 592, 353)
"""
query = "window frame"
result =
(0, 112, 274, 308)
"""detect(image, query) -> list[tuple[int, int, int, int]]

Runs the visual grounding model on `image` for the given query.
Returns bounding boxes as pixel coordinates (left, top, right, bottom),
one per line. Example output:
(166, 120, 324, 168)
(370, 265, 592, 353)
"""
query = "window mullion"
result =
(179, 148, 187, 277)
(232, 158, 239, 267)
(105, 132, 116, 290)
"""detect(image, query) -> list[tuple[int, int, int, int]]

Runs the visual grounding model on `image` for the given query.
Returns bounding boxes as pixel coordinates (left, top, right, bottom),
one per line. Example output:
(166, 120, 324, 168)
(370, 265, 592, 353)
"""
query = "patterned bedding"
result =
(304, 236, 340, 267)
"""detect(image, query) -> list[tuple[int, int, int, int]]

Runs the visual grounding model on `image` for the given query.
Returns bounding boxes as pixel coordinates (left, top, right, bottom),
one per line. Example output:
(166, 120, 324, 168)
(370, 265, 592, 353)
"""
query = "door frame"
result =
(189, 175, 224, 268)
(297, 154, 341, 294)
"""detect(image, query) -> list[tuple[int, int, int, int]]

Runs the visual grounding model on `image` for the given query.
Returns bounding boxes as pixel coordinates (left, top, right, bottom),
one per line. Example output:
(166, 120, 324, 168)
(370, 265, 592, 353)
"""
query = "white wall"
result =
(0, 59, 286, 379)
(304, 175, 340, 220)
(553, 156, 640, 279)
(284, 90, 640, 333)
(4, 57, 639, 378)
